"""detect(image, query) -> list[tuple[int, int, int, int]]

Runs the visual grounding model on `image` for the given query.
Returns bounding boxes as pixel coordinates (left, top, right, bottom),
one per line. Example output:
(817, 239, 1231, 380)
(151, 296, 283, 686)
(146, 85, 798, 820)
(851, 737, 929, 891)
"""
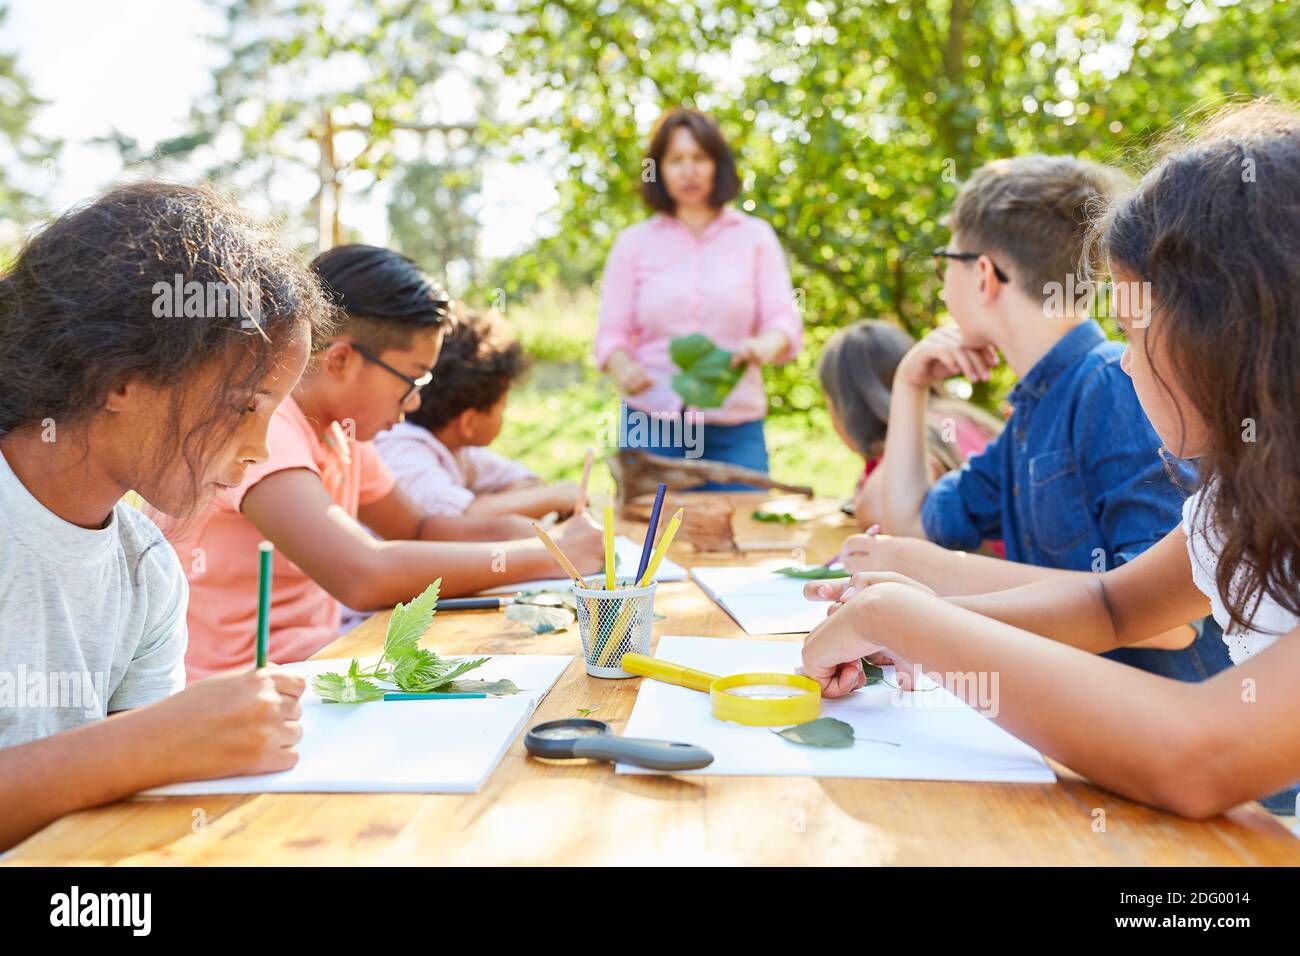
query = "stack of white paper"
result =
(143, 654, 572, 795)
(481, 534, 687, 595)
(691, 564, 830, 634)
(617, 636, 1056, 784)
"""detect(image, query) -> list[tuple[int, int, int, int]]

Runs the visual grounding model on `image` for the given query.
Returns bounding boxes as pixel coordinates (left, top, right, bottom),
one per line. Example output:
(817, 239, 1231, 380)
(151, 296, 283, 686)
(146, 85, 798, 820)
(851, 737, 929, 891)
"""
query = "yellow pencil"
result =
(596, 507, 685, 668)
(603, 505, 616, 590)
(636, 507, 683, 587)
(574, 448, 594, 516)
(531, 522, 585, 586)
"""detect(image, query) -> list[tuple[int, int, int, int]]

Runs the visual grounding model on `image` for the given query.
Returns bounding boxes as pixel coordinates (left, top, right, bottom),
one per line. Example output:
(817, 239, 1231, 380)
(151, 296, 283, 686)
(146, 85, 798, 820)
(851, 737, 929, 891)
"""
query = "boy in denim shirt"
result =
(846, 155, 1229, 682)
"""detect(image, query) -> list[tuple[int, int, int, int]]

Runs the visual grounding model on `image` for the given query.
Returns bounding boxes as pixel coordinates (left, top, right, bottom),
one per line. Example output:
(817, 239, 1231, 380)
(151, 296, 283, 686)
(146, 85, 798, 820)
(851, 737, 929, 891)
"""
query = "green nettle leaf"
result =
(862, 661, 887, 686)
(774, 566, 850, 580)
(446, 678, 522, 696)
(773, 717, 857, 748)
(312, 580, 493, 702)
(505, 603, 574, 634)
(384, 579, 441, 661)
(752, 510, 801, 525)
(669, 333, 746, 409)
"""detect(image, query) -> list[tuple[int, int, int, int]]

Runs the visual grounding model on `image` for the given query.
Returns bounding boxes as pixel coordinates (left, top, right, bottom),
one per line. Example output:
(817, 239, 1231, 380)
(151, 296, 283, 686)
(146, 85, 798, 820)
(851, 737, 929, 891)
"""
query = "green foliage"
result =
(313, 580, 493, 702)
(775, 565, 849, 580)
(670, 333, 746, 408)
(751, 509, 801, 524)
(774, 717, 856, 748)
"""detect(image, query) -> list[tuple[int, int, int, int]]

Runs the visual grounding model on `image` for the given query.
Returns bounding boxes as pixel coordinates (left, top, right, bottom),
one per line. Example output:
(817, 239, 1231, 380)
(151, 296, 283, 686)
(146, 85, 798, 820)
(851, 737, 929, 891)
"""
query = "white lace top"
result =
(1183, 487, 1298, 664)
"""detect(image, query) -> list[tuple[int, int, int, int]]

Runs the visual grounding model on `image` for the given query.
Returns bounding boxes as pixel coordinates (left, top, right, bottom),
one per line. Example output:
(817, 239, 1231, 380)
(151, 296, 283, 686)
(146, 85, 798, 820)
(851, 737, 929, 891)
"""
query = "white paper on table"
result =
(480, 534, 686, 595)
(142, 654, 572, 795)
(691, 564, 830, 634)
(617, 636, 1055, 784)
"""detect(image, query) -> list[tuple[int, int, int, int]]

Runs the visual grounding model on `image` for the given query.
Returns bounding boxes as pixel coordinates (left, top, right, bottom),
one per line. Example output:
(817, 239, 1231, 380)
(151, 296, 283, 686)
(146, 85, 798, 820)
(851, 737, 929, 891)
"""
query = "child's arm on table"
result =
(242, 470, 603, 610)
(839, 530, 1198, 649)
(802, 576, 1300, 817)
(358, 484, 534, 540)
(464, 481, 582, 520)
(0, 667, 304, 851)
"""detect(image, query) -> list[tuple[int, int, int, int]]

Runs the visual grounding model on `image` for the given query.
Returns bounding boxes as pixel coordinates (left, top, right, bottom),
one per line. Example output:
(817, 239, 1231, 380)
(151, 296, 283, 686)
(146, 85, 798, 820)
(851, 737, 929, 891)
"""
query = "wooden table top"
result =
(9, 493, 1300, 865)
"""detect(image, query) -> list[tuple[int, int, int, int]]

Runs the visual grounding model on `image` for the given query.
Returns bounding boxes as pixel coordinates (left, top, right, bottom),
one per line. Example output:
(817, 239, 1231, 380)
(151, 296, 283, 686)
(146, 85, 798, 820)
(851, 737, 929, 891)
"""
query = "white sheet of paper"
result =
(143, 654, 572, 795)
(480, 534, 686, 595)
(691, 564, 830, 634)
(617, 636, 1055, 784)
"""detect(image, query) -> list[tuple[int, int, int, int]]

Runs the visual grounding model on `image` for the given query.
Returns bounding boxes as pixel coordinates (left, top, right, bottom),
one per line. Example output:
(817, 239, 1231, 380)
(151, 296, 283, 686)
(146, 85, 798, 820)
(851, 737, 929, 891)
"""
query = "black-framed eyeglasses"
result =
(933, 247, 1010, 284)
(350, 342, 433, 404)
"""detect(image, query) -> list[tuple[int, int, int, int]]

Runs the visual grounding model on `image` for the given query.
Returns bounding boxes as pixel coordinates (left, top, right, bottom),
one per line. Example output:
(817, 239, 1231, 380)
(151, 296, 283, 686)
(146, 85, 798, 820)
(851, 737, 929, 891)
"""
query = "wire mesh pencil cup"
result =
(573, 579, 658, 678)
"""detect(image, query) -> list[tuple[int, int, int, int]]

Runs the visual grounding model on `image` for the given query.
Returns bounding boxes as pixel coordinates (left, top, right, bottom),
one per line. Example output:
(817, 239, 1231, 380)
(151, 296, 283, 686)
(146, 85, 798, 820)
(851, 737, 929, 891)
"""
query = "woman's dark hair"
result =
(0, 180, 335, 514)
(641, 109, 741, 213)
(406, 305, 528, 433)
(1089, 101, 1300, 632)
(818, 320, 915, 458)
(310, 244, 450, 353)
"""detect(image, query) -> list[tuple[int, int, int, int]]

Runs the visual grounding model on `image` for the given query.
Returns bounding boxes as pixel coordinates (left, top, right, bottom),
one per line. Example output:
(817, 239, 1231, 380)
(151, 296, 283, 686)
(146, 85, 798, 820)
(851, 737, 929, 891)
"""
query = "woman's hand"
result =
(732, 330, 789, 367)
(605, 350, 654, 396)
(895, 324, 1000, 389)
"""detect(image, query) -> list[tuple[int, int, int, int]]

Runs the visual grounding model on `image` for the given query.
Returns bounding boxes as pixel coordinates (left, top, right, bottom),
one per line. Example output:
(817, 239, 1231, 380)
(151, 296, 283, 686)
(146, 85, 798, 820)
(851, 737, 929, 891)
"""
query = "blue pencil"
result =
(383, 692, 488, 701)
(635, 482, 668, 584)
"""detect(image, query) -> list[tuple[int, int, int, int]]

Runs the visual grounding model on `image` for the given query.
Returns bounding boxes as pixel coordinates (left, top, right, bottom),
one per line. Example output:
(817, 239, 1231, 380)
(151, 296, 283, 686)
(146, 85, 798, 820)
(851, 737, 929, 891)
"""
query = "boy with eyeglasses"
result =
(163, 244, 603, 680)
(843, 155, 1231, 682)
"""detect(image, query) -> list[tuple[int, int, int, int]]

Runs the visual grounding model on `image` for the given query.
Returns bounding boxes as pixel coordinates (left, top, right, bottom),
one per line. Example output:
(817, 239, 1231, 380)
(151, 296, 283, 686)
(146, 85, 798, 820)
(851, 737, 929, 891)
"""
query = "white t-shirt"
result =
(1183, 486, 1298, 664)
(0, 446, 188, 746)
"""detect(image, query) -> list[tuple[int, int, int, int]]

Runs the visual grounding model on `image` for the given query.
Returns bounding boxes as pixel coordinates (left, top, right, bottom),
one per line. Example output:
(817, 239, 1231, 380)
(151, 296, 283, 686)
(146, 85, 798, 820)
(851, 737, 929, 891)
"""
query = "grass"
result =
(492, 287, 864, 499)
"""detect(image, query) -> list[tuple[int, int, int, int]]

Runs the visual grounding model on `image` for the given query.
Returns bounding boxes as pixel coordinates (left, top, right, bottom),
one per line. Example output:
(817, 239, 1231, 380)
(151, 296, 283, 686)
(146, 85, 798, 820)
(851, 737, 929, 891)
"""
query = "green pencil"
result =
(382, 692, 488, 701)
(255, 540, 273, 668)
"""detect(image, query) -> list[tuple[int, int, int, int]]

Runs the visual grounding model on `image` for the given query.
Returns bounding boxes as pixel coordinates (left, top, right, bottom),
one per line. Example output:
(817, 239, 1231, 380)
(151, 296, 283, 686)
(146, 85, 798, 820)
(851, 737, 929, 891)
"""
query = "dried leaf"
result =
(505, 603, 574, 634)
(447, 678, 522, 696)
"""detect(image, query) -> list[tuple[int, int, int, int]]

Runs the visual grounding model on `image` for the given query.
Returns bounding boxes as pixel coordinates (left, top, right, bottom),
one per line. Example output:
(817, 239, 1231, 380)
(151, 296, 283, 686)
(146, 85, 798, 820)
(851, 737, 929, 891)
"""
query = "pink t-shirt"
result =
(162, 397, 395, 680)
(594, 207, 804, 425)
(373, 422, 535, 516)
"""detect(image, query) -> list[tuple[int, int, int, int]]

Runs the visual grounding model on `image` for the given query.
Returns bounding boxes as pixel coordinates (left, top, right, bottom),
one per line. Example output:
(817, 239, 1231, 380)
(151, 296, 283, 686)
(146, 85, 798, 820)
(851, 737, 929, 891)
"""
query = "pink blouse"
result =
(594, 207, 803, 425)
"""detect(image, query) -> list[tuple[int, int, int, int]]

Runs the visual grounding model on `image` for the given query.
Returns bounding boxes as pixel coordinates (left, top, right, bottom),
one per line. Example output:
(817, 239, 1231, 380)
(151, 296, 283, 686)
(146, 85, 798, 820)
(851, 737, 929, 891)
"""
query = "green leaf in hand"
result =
(774, 565, 850, 580)
(670, 333, 746, 408)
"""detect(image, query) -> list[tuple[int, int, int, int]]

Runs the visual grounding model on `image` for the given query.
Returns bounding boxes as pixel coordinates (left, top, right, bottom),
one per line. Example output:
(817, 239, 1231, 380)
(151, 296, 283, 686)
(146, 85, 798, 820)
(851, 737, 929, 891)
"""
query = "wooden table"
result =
(8, 494, 1300, 865)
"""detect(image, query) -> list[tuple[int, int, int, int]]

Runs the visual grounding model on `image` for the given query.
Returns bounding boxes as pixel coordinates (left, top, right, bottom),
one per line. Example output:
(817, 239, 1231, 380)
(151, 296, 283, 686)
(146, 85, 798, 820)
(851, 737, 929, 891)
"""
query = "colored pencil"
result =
(635, 483, 667, 584)
(603, 505, 617, 590)
(255, 541, 273, 668)
(531, 522, 586, 586)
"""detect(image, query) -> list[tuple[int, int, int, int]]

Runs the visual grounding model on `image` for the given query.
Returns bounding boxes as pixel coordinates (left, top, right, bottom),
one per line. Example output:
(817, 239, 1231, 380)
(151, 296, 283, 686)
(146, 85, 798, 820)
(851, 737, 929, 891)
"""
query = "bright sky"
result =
(0, 0, 556, 261)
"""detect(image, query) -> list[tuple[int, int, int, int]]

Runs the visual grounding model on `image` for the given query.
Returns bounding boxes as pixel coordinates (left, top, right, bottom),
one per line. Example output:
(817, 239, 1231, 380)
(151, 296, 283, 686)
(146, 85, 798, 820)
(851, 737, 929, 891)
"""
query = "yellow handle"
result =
(621, 653, 718, 692)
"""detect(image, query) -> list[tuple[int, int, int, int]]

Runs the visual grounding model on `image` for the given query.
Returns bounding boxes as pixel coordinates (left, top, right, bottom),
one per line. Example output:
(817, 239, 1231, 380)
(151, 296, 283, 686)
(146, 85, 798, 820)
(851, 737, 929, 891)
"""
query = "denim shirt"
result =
(921, 321, 1195, 572)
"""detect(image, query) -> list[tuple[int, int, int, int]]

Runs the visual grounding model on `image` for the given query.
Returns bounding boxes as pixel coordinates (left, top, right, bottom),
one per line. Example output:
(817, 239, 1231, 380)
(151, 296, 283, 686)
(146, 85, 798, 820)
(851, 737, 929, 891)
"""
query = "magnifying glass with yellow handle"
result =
(620, 653, 822, 726)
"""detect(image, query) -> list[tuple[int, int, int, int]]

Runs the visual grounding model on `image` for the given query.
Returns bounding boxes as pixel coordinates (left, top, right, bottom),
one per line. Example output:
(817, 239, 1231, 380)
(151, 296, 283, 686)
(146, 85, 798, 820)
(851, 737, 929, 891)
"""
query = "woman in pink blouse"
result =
(595, 109, 803, 488)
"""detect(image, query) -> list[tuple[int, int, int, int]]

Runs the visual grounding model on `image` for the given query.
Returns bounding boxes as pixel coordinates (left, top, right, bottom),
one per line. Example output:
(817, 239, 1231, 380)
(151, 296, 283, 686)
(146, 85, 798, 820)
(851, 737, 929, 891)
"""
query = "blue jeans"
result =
(618, 405, 769, 492)
(1103, 615, 1231, 682)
